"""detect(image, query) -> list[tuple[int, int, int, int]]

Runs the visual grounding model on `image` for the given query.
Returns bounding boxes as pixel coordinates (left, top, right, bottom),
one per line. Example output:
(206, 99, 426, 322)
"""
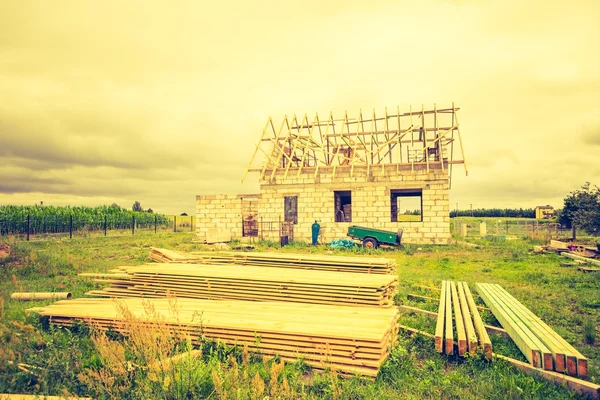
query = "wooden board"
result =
(444, 281, 454, 354)
(457, 282, 478, 353)
(450, 281, 467, 355)
(462, 282, 492, 359)
(434, 280, 446, 353)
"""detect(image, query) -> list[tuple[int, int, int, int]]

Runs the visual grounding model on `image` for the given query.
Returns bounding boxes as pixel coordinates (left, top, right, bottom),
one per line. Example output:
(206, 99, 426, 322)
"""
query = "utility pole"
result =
(470, 204, 473, 217)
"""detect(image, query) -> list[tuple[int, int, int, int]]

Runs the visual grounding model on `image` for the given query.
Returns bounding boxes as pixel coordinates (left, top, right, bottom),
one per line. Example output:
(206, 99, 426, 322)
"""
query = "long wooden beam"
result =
(462, 282, 492, 359)
(434, 280, 447, 353)
(490, 284, 588, 377)
(397, 326, 600, 399)
(476, 283, 551, 370)
(457, 282, 478, 354)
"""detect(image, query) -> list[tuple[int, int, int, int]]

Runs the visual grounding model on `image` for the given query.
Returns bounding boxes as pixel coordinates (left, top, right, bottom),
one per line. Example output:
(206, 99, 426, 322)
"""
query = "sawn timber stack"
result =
(33, 298, 399, 377)
(82, 263, 398, 307)
(476, 283, 588, 377)
(150, 248, 396, 274)
(434, 281, 491, 358)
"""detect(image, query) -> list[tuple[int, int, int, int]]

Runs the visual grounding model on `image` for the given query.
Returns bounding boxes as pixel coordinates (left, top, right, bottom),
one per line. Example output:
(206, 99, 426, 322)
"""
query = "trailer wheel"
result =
(363, 237, 378, 249)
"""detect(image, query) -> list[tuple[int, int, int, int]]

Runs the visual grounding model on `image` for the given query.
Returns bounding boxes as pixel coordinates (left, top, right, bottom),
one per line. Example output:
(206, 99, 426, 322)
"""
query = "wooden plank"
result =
(450, 281, 467, 355)
(445, 281, 454, 354)
(563, 252, 600, 267)
(495, 354, 599, 399)
(462, 282, 492, 359)
(434, 280, 446, 353)
(457, 282, 478, 353)
(579, 267, 600, 272)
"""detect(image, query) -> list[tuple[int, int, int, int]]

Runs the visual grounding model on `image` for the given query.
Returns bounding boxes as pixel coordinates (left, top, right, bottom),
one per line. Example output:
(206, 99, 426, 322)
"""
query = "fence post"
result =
(104, 215, 107, 236)
(191, 216, 194, 232)
(174, 216, 177, 232)
(27, 214, 30, 241)
(69, 215, 73, 239)
(154, 215, 157, 233)
(132, 215, 135, 235)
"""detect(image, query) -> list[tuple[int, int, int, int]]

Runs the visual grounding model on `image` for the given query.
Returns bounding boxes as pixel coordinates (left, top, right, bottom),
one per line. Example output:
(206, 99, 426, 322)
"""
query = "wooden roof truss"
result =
(243, 104, 467, 186)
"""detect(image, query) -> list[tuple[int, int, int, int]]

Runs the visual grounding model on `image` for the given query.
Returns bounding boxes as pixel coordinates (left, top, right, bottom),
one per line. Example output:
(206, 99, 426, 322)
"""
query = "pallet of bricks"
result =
(34, 249, 401, 378)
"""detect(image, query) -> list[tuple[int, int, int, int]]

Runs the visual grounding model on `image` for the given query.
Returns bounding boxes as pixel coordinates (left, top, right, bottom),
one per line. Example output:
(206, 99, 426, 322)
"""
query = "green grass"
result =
(0, 232, 598, 399)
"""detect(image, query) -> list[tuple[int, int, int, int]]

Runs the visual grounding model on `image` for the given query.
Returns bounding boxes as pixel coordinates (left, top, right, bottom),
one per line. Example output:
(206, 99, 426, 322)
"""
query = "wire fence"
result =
(452, 218, 571, 240)
(0, 214, 196, 240)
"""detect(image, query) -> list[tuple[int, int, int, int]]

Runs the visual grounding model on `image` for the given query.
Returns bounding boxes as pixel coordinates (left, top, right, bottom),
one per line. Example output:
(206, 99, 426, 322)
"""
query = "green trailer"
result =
(347, 225, 403, 249)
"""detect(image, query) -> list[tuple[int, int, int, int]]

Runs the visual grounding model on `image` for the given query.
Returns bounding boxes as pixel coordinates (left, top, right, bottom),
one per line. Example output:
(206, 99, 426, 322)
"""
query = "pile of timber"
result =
(150, 248, 195, 263)
(545, 240, 570, 254)
(82, 264, 398, 307)
(32, 298, 399, 378)
(563, 252, 600, 268)
(434, 281, 491, 358)
(476, 283, 588, 377)
(150, 248, 396, 274)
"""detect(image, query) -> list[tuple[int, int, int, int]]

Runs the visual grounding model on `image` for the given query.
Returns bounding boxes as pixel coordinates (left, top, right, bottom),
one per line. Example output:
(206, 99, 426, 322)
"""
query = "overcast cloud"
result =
(0, 0, 599, 214)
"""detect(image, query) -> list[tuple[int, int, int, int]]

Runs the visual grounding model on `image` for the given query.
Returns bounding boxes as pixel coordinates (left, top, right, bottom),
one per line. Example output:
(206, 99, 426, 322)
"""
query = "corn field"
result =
(0, 205, 171, 236)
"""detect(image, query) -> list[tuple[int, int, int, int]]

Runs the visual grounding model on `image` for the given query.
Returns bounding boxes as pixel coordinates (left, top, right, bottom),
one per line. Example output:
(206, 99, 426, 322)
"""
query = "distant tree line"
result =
(450, 208, 536, 218)
(558, 182, 600, 235)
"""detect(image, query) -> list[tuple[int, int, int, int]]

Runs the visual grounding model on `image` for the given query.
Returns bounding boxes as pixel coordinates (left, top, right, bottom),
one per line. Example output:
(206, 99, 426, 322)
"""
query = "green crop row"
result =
(0, 205, 171, 235)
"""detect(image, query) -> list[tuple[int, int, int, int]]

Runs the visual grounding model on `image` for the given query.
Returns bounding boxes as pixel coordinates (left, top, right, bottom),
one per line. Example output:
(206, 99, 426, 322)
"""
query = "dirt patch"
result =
(0, 243, 11, 260)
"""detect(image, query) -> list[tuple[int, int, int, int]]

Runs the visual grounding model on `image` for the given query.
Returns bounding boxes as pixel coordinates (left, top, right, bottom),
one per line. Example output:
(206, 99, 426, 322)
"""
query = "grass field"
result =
(0, 232, 598, 399)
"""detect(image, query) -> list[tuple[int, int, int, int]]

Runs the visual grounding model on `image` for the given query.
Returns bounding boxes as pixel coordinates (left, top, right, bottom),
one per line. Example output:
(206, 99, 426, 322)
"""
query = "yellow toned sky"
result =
(0, 0, 599, 214)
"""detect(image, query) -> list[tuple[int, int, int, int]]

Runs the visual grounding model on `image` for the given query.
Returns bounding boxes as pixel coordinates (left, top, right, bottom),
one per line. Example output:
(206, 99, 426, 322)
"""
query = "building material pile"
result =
(434, 281, 491, 358)
(150, 248, 397, 274)
(81, 263, 398, 307)
(32, 298, 399, 377)
(563, 252, 600, 268)
(476, 283, 588, 377)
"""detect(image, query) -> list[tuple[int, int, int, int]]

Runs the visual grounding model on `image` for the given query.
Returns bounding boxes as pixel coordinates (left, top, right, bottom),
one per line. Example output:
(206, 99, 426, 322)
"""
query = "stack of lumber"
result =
(563, 252, 600, 268)
(476, 283, 588, 377)
(434, 281, 491, 358)
(150, 248, 196, 263)
(150, 248, 396, 274)
(82, 264, 398, 307)
(545, 240, 569, 254)
(32, 298, 399, 377)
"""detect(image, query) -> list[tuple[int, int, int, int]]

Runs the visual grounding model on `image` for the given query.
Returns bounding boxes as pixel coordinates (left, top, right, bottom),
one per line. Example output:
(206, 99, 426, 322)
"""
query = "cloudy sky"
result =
(1, 0, 598, 215)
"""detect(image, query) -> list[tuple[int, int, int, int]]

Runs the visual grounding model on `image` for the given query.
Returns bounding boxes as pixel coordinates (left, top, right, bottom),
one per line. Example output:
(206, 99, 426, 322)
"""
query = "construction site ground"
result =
(0, 231, 598, 399)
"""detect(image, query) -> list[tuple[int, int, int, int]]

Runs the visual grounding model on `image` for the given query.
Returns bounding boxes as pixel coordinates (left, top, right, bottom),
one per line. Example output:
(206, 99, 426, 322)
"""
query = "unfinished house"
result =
(196, 104, 467, 244)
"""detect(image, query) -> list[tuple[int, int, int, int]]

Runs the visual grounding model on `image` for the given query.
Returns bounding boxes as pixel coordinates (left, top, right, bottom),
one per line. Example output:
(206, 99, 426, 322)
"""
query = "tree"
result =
(559, 183, 600, 235)
(147, 208, 153, 213)
(180, 212, 188, 216)
(132, 201, 143, 212)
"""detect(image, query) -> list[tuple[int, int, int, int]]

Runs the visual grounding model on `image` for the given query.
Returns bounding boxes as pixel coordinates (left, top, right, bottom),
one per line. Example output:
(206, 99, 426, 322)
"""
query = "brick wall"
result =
(196, 164, 450, 245)
(257, 164, 450, 244)
(195, 194, 258, 241)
